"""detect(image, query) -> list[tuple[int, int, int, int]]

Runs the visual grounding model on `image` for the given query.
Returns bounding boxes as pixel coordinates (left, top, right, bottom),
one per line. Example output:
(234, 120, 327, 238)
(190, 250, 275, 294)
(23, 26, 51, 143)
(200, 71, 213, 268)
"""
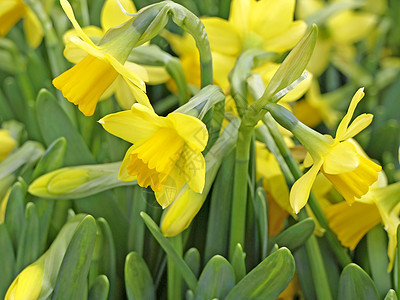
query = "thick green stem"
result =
(168, 235, 183, 300)
(229, 125, 253, 258)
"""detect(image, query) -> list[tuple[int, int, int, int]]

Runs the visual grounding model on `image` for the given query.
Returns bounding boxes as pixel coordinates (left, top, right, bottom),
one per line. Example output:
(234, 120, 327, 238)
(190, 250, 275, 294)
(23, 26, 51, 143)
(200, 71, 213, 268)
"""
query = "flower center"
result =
(127, 128, 185, 192)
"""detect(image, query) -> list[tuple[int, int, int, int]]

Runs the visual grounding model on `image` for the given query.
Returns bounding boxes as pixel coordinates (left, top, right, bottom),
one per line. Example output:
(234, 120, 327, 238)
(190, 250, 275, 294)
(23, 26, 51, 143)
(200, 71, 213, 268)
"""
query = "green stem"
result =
(219, 0, 231, 19)
(262, 115, 352, 268)
(229, 125, 253, 258)
(166, 58, 191, 105)
(168, 235, 183, 300)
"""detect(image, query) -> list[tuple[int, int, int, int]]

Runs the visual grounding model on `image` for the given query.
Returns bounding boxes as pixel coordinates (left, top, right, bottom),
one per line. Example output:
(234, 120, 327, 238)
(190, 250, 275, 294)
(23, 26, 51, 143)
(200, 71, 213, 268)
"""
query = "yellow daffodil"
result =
(274, 88, 381, 213)
(61, 0, 169, 110)
(0, 0, 43, 48)
(0, 129, 17, 161)
(99, 103, 208, 208)
(53, 0, 149, 116)
(5, 257, 45, 299)
(166, 0, 306, 91)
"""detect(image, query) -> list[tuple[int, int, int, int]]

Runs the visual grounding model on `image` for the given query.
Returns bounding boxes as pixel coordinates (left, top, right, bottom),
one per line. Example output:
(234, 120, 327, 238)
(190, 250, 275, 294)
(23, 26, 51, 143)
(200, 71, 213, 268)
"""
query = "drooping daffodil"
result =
(99, 103, 208, 208)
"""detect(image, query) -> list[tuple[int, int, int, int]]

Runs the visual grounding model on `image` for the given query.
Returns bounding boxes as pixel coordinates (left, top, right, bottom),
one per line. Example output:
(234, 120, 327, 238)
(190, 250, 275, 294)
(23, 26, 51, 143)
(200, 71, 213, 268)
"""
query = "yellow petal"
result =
(101, 0, 136, 31)
(290, 159, 323, 213)
(263, 20, 307, 53)
(307, 36, 332, 76)
(229, 0, 250, 37)
(119, 145, 138, 181)
(202, 17, 242, 56)
(181, 147, 206, 193)
(335, 88, 365, 141)
(212, 51, 237, 91)
(167, 113, 208, 151)
(68, 35, 104, 59)
(327, 10, 377, 45)
(124, 61, 149, 82)
(280, 69, 313, 102)
(0, 0, 26, 36)
(342, 114, 373, 140)
(0, 130, 17, 161)
(141, 65, 170, 85)
(23, 7, 43, 48)
(120, 77, 152, 110)
(155, 167, 186, 208)
(60, 0, 97, 48)
(323, 141, 360, 174)
(98, 105, 163, 144)
(163, 31, 196, 56)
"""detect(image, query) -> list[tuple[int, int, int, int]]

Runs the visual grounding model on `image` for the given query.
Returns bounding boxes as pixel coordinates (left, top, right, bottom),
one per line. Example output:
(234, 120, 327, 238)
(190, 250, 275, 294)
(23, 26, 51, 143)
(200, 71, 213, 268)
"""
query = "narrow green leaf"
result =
(34, 199, 55, 253)
(4, 181, 26, 249)
(184, 248, 201, 278)
(127, 186, 147, 255)
(366, 225, 391, 298)
(338, 263, 379, 300)
(230, 243, 246, 283)
(36, 89, 94, 165)
(194, 255, 235, 300)
(32, 137, 67, 180)
(0, 88, 14, 121)
(0, 224, 15, 298)
(294, 245, 316, 300)
(125, 252, 156, 300)
(269, 218, 315, 253)
(225, 248, 295, 300)
(52, 215, 97, 300)
(3, 77, 25, 122)
(88, 275, 109, 300)
(254, 187, 268, 259)
(141, 212, 198, 292)
(16, 202, 40, 273)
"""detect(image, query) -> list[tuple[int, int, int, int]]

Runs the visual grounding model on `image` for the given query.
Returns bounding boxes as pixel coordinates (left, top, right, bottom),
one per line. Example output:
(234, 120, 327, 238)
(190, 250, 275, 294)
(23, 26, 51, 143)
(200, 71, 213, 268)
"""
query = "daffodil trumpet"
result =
(265, 88, 381, 213)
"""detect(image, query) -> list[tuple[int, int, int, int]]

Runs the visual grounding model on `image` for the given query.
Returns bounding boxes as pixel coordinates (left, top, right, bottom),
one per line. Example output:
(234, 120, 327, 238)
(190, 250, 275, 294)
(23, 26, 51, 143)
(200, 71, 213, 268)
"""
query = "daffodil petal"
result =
(212, 51, 236, 91)
(107, 54, 146, 91)
(119, 145, 138, 181)
(101, 0, 136, 31)
(202, 17, 242, 56)
(155, 167, 185, 208)
(60, 0, 97, 48)
(182, 147, 206, 193)
(229, 0, 250, 37)
(125, 61, 149, 82)
(68, 35, 103, 58)
(335, 88, 365, 141)
(342, 114, 373, 140)
(99, 106, 162, 144)
(303, 152, 313, 168)
(23, 7, 43, 48)
(121, 77, 152, 110)
(141, 65, 170, 85)
(280, 69, 313, 102)
(323, 141, 360, 174)
(290, 159, 323, 213)
(167, 113, 209, 151)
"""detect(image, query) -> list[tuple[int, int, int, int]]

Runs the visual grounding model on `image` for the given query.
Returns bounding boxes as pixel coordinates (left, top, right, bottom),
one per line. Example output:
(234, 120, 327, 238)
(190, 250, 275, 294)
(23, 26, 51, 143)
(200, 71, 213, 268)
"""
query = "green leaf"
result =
(194, 255, 235, 300)
(184, 248, 201, 278)
(366, 225, 391, 298)
(32, 137, 67, 180)
(338, 263, 379, 300)
(0, 224, 15, 298)
(141, 212, 198, 292)
(230, 243, 246, 283)
(269, 218, 315, 253)
(88, 275, 109, 300)
(16, 202, 40, 273)
(36, 89, 94, 166)
(4, 181, 26, 249)
(3, 77, 25, 122)
(52, 215, 97, 300)
(225, 247, 295, 300)
(0, 88, 14, 121)
(384, 289, 398, 300)
(125, 252, 156, 300)
(127, 186, 147, 256)
(254, 187, 268, 259)
(34, 199, 55, 253)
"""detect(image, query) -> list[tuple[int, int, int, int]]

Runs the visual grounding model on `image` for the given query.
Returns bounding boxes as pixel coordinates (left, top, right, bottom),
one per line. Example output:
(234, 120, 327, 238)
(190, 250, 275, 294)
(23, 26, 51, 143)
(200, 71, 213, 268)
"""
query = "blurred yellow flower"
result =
(53, 0, 149, 116)
(5, 257, 44, 300)
(99, 103, 208, 208)
(62, 0, 169, 110)
(166, 0, 306, 91)
(0, 0, 43, 48)
(0, 129, 17, 161)
(288, 88, 381, 212)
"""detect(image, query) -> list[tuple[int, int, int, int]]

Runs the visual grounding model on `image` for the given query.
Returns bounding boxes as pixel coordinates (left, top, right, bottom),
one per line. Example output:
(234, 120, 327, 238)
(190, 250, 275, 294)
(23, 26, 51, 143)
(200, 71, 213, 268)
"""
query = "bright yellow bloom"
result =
(289, 88, 381, 212)
(5, 257, 45, 300)
(166, 0, 306, 91)
(0, 129, 17, 161)
(0, 0, 43, 48)
(62, 0, 169, 110)
(99, 103, 208, 208)
(53, 0, 148, 116)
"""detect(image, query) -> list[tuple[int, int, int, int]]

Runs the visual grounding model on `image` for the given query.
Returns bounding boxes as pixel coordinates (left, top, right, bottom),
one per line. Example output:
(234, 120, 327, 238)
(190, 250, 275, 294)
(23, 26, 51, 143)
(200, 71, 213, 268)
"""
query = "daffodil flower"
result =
(267, 88, 381, 213)
(53, 0, 149, 116)
(0, 129, 17, 161)
(61, 0, 169, 110)
(99, 103, 208, 208)
(0, 0, 43, 48)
